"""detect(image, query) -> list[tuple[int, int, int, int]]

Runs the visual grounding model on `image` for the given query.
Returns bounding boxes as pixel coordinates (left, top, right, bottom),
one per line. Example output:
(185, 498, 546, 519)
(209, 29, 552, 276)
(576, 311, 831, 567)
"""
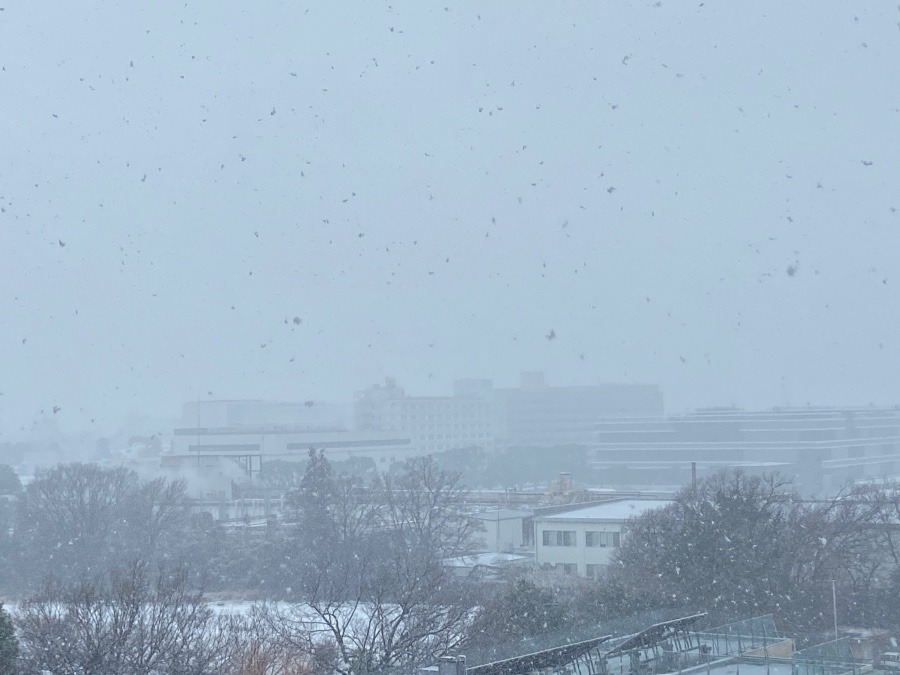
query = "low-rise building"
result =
(170, 399, 418, 473)
(472, 508, 533, 552)
(442, 552, 531, 580)
(532, 499, 670, 578)
(165, 399, 419, 505)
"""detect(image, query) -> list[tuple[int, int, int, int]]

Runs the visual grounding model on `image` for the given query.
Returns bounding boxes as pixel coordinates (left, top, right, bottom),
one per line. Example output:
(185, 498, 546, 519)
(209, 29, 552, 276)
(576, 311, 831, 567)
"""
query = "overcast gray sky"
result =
(1, 1, 899, 437)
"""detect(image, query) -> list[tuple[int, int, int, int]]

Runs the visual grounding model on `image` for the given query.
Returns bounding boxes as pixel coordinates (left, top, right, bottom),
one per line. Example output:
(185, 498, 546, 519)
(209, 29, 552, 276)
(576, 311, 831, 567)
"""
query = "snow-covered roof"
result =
(535, 499, 671, 523)
(443, 552, 530, 568)
(472, 508, 532, 521)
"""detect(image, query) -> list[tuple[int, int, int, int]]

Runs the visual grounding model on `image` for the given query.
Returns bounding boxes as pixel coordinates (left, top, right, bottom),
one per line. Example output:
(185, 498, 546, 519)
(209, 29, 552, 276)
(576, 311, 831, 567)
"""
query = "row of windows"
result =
(394, 407, 490, 416)
(541, 530, 620, 548)
(542, 530, 576, 547)
(425, 442, 493, 452)
(397, 423, 491, 430)
(585, 531, 621, 548)
(586, 564, 605, 579)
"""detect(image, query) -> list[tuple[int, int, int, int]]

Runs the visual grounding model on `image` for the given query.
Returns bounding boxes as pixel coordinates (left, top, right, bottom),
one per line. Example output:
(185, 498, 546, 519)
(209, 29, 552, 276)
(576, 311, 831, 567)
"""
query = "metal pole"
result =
(197, 392, 201, 469)
(832, 580, 838, 642)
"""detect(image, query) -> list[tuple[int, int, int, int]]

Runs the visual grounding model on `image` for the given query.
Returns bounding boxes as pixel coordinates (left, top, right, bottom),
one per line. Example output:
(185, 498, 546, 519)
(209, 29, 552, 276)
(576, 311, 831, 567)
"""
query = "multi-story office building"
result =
(491, 372, 664, 447)
(354, 374, 665, 454)
(453, 372, 664, 448)
(593, 407, 900, 496)
(353, 379, 494, 454)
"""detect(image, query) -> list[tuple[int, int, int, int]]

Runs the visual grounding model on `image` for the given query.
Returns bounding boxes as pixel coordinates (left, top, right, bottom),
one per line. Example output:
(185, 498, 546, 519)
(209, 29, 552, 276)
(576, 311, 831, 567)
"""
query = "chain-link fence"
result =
(793, 638, 859, 675)
(698, 615, 782, 658)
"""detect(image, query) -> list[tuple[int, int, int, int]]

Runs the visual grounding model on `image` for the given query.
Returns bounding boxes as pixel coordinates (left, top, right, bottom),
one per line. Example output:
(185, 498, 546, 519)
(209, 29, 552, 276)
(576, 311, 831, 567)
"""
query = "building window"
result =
(557, 563, 577, 574)
(586, 531, 620, 547)
(586, 564, 603, 579)
(542, 530, 576, 547)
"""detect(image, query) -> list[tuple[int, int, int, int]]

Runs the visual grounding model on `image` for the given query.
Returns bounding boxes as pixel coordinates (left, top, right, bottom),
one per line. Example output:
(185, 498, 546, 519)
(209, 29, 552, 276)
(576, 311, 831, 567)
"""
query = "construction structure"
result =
(425, 613, 873, 675)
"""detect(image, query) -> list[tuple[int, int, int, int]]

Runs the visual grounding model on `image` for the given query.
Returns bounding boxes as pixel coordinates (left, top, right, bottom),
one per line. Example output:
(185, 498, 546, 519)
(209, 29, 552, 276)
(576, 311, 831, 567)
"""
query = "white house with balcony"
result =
(533, 499, 671, 578)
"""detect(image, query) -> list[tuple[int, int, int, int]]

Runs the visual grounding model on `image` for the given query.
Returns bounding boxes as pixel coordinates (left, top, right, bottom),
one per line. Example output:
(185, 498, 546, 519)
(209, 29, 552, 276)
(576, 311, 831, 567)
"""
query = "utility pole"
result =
(691, 462, 697, 494)
(196, 392, 201, 469)
(832, 579, 838, 642)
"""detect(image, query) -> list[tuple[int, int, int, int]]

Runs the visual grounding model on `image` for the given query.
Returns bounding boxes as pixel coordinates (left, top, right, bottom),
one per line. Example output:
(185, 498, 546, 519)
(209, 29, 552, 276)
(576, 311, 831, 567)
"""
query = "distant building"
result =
(168, 427, 416, 467)
(593, 406, 900, 496)
(533, 499, 671, 577)
(458, 372, 664, 448)
(353, 379, 494, 454)
(354, 374, 664, 455)
(178, 399, 347, 430)
(168, 399, 418, 484)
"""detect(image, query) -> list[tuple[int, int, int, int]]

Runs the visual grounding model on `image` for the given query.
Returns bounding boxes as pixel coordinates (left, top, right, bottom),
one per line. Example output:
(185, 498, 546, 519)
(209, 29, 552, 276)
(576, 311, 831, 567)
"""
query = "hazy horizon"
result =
(3, 1, 899, 439)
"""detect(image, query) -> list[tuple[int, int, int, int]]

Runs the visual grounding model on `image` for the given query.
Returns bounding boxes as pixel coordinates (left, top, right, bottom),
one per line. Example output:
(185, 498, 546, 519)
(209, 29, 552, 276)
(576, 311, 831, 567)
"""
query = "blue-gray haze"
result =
(1, 1, 898, 437)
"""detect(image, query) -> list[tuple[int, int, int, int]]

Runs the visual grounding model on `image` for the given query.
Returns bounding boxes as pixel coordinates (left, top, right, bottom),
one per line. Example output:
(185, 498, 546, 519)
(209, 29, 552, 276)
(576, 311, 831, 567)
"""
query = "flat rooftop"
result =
(473, 508, 533, 520)
(536, 499, 671, 522)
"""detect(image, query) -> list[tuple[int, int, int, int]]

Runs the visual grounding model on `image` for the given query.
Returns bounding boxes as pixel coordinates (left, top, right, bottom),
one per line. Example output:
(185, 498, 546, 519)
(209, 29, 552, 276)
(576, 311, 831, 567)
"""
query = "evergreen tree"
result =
(0, 465, 21, 496)
(284, 447, 339, 539)
(614, 471, 798, 620)
(467, 578, 567, 650)
(0, 601, 18, 674)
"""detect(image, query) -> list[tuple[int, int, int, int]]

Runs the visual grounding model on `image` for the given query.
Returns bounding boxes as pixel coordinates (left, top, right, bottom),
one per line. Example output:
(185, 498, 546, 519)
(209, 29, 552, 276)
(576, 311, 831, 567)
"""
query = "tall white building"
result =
(353, 379, 494, 454)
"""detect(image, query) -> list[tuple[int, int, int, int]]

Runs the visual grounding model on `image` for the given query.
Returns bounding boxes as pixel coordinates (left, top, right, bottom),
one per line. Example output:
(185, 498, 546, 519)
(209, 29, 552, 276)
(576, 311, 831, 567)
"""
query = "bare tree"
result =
(271, 455, 478, 674)
(225, 607, 322, 675)
(837, 480, 900, 567)
(0, 601, 17, 674)
(13, 463, 192, 590)
(16, 561, 238, 675)
(790, 484, 889, 591)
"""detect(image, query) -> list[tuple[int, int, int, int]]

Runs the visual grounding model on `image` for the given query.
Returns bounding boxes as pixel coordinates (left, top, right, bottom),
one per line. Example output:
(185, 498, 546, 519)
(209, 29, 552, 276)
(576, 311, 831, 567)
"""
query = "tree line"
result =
(611, 472, 900, 633)
(468, 471, 900, 659)
(3, 459, 900, 673)
(0, 454, 479, 674)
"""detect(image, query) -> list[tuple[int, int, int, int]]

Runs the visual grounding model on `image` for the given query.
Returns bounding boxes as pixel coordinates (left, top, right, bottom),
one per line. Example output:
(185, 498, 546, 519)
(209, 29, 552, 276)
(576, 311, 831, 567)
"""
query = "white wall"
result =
(476, 515, 525, 553)
(533, 520, 625, 577)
